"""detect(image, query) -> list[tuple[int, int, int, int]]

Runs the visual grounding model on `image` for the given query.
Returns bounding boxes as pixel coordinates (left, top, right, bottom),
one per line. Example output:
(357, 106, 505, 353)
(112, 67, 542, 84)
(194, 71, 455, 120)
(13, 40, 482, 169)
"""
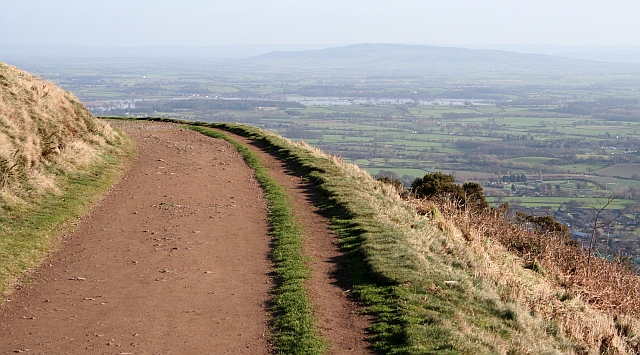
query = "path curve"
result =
(1, 121, 272, 354)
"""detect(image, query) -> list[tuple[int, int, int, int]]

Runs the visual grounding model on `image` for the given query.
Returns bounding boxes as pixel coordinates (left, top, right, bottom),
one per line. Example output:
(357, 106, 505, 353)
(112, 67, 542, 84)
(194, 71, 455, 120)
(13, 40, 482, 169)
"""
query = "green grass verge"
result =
(186, 126, 327, 355)
(0, 131, 134, 298)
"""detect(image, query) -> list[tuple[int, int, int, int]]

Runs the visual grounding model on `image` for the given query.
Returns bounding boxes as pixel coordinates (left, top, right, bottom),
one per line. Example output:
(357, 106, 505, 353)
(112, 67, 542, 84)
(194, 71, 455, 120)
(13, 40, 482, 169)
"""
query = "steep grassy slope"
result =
(0, 63, 132, 295)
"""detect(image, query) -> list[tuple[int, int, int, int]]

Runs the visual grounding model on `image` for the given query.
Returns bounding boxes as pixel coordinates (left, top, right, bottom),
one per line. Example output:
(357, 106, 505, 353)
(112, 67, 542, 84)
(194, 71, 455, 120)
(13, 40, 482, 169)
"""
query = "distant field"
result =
(595, 163, 640, 179)
(486, 196, 633, 210)
(365, 167, 428, 177)
(202, 85, 240, 93)
(504, 156, 554, 165)
(557, 163, 609, 173)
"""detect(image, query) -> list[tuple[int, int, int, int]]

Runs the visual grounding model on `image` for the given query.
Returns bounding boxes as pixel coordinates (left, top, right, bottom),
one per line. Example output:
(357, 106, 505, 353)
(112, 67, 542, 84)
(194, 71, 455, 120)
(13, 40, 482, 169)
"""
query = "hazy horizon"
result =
(3, 1, 640, 63)
(3, 43, 640, 62)
(2, 1, 639, 49)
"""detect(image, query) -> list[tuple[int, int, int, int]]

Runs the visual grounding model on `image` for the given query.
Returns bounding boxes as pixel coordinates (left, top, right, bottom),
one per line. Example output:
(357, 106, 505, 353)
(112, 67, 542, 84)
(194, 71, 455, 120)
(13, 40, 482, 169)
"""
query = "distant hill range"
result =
(469, 44, 640, 63)
(557, 50, 640, 63)
(249, 43, 640, 75)
(3, 43, 639, 75)
(0, 44, 334, 59)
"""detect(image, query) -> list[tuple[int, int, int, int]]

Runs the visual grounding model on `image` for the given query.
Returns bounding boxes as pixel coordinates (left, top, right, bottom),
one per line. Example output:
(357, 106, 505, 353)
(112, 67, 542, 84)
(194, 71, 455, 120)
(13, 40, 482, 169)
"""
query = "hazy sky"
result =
(1, 0, 639, 47)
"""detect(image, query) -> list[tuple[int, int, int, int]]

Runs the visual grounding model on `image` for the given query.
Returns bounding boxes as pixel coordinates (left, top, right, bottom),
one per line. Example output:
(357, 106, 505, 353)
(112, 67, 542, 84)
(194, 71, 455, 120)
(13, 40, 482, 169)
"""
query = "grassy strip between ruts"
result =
(186, 126, 327, 355)
(0, 129, 134, 299)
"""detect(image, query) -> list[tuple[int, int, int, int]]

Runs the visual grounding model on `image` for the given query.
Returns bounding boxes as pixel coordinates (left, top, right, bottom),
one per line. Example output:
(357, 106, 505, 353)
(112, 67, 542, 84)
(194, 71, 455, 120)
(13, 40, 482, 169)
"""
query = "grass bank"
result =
(1, 63, 133, 299)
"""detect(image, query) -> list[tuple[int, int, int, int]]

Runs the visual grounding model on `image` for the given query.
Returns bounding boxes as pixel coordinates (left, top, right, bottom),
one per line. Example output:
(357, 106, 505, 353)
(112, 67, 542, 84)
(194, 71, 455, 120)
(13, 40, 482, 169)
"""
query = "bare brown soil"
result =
(0, 121, 373, 355)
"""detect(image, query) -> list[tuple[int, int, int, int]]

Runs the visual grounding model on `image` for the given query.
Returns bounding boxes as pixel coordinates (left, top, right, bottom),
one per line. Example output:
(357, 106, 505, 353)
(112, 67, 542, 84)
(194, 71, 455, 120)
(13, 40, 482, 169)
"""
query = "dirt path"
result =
(0, 122, 272, 354)
(228, 133, 375, 355)
(0, 121, 374, 355)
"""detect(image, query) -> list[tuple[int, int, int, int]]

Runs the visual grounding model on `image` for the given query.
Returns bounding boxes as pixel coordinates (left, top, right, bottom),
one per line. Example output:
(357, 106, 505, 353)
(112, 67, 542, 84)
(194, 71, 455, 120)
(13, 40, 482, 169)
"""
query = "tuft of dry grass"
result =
(0, 62, 121, 205)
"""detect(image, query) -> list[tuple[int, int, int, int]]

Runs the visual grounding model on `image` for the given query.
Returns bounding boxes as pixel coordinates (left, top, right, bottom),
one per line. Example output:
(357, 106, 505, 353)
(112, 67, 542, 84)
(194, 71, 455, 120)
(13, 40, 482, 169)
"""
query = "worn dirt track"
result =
(0, 121, 373, 355)
(227, 133, 375, 355)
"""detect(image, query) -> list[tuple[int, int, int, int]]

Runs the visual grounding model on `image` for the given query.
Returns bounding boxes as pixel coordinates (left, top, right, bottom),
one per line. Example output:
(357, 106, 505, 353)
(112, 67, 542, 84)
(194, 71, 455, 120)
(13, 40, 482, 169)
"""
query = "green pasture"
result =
(503, 156, 554, 165)
(76, 91, 125, 98)
(555, 163, 609, 173)
(486, 196, 633, 210)
(365, 167, 427, 177)
(537, 180, 601, 190)
(590, 176, 640, 190)
(299, 107, 336, 114)
(250, 86, 284, 94)
(202, 85, 240, 93)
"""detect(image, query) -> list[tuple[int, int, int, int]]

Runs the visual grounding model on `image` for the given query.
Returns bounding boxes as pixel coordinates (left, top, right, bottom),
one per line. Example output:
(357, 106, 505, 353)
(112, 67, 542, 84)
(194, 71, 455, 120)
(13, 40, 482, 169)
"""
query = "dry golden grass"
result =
(410, 197, 640, 354)
(1, 65, 133, 304)
(0, 62, 121, 205)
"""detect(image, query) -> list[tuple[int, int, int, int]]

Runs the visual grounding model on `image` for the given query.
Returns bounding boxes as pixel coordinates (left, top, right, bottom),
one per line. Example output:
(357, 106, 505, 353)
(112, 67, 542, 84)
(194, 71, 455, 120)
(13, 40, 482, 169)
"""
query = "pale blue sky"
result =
(1, 0, 639, 47)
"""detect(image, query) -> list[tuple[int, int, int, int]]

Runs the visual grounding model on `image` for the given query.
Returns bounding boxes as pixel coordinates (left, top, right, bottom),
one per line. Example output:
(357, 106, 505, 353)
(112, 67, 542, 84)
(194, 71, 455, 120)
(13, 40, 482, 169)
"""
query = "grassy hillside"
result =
(0, 62, 124, 203)
(206, 121, 640, 354)
(117, 116, 640, 354)
(0, 63, 132, 295)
